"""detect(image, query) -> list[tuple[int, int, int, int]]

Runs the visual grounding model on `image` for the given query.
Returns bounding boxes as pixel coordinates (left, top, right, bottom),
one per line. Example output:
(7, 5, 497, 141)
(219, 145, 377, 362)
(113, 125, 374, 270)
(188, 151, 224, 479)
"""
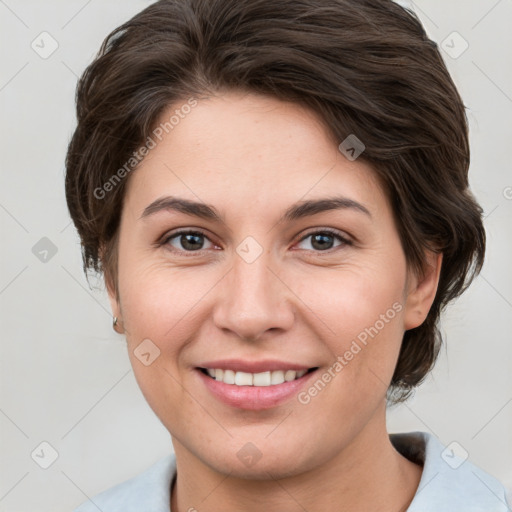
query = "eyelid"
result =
(297, 226, 351, 241)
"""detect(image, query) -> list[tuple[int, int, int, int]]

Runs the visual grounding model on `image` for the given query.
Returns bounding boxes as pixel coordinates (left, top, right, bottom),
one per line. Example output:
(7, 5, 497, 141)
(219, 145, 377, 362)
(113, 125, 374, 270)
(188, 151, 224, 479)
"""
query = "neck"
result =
(170, 407, 422, 512)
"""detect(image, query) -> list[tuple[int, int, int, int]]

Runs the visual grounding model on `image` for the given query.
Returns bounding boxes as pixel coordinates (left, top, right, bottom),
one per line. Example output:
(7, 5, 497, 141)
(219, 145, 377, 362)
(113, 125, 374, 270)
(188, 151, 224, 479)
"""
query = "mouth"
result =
(197, 367, 318, 386)
(195, 365, 320, 410)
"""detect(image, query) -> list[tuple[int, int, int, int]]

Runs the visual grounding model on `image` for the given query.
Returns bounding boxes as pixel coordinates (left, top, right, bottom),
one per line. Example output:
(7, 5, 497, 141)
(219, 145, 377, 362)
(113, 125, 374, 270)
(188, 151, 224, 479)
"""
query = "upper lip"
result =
(197, 359, 317, 373)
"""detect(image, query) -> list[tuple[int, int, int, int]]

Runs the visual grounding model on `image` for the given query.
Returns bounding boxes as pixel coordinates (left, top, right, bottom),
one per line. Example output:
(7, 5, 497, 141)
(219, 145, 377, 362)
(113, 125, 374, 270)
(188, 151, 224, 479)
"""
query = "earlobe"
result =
(105, 272, 124, 334)
(100, 243, 124, 333)
(403, 251, 443, 331)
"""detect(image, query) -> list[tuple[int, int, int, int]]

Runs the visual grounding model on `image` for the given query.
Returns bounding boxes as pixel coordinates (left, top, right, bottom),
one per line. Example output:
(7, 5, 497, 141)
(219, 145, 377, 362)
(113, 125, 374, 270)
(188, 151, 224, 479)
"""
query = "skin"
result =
(106, 90, 442, 512)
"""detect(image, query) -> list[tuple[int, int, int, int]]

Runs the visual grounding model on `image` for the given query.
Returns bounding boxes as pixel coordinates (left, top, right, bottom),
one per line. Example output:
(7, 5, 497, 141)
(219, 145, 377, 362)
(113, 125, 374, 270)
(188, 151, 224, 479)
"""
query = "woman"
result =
(65, 0, 511, 510)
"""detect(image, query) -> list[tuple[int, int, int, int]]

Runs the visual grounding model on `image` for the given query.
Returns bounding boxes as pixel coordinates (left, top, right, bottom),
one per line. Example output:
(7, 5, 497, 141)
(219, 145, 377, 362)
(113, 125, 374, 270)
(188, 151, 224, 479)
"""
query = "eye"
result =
(162, 230, 216, 252)
(295, 229, 352, 252)
(160, 228, 352, 255)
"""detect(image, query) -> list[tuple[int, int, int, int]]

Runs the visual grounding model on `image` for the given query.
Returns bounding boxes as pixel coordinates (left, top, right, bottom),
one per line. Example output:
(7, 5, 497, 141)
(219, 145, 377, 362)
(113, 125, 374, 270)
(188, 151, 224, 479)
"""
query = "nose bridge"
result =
(212, 243, 294, 340)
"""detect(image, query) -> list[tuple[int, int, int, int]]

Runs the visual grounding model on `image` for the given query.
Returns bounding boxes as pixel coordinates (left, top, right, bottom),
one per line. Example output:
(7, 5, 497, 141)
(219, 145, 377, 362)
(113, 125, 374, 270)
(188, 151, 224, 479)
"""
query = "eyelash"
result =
(159, 228, 353, 256)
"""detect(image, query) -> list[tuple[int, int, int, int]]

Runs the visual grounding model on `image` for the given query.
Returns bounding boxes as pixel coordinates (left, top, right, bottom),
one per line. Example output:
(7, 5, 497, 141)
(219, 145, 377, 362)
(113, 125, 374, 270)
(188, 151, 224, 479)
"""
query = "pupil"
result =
(182, 233, 203, 250)
(312, 233, 333, 250)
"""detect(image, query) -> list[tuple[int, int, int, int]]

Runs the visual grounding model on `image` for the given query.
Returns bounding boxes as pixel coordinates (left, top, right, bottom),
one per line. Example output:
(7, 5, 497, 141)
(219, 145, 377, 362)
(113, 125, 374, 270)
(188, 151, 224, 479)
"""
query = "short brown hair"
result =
(65, 0, 485, 402)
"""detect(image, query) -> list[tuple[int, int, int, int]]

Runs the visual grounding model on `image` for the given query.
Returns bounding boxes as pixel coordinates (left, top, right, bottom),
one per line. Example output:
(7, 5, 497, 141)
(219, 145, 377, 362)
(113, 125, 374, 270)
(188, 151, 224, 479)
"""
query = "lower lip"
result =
(196, 368, 318, 410)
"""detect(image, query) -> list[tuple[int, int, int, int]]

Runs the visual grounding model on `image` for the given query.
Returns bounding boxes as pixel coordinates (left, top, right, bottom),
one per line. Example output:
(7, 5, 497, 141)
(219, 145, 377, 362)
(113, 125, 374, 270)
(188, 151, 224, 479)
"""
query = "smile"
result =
(196, 366, 320, 410)
(199, 368, 317, 386)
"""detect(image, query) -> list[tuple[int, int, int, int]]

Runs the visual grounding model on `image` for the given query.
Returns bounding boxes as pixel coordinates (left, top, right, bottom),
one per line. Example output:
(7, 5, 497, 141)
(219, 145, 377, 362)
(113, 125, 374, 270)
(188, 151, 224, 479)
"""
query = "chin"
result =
(194, 437, 322, 481)
(213, 455, 309, 481)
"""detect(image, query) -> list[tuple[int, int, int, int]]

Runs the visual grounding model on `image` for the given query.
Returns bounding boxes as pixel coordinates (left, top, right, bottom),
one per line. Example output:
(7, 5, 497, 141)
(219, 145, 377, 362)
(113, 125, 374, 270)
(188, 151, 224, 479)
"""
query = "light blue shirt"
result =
(73, 431, 511, 511)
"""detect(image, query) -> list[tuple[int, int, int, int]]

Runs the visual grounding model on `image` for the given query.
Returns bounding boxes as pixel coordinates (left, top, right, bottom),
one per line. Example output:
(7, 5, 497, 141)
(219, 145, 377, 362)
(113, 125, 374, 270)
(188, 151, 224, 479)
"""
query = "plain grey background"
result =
(1, 1, 511, 510)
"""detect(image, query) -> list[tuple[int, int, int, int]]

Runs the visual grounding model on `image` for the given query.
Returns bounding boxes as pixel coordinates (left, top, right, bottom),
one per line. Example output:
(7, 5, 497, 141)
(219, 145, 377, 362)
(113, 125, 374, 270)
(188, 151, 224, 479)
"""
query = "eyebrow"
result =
(140, 195, 372, 223)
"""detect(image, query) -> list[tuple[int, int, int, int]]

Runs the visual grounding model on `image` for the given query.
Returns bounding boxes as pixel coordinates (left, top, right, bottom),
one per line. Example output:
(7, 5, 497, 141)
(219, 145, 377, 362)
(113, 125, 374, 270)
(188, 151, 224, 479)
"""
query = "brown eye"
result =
(296, 230, 351, 252)
(163, 230, 214, 252)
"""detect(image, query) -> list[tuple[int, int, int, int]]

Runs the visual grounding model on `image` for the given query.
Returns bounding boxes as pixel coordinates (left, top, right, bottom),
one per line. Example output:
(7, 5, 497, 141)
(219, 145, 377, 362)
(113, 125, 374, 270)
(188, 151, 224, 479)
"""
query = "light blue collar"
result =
(390, 431, 510, 511)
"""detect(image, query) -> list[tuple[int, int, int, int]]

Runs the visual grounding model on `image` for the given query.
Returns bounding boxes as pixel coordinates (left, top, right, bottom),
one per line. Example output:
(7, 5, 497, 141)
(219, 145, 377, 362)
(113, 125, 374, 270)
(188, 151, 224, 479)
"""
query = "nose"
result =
(212, 248, 295, 341)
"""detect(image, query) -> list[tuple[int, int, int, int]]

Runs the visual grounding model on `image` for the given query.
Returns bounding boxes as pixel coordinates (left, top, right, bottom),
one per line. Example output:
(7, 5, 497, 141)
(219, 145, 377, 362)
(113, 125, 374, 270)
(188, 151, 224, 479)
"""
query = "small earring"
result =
(113, 316, 123, 333)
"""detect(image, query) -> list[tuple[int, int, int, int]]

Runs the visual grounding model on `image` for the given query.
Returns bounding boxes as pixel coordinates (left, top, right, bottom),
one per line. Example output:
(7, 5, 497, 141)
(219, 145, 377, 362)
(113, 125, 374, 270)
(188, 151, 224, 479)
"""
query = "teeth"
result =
(223, 369, 236, 384)
(235, 371, 253, 386)
(270, 370, 284, 385)
(204, 368, 310, 386)
(253, 371, 271, 386)
(285, 369, 297, 381)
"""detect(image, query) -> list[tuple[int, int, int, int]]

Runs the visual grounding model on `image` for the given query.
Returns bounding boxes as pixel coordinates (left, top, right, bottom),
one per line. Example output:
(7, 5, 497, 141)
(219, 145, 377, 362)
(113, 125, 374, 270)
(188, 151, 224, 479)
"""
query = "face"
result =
(108, 91, 440, 478)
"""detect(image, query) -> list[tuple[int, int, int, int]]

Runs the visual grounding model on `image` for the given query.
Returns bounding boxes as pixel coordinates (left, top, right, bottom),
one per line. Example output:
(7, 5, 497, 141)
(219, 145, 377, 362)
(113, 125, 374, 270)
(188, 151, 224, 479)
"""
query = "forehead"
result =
(123, 91, 386, 219)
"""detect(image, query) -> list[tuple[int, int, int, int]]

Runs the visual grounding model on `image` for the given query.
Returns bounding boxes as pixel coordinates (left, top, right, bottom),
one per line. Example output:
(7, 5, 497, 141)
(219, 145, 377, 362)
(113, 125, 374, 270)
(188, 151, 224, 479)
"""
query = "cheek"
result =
(118, 265, 204, 417)
(289, 261, 406, 387)
(119, 258, 216, 343)
(291, 261, 406, 339)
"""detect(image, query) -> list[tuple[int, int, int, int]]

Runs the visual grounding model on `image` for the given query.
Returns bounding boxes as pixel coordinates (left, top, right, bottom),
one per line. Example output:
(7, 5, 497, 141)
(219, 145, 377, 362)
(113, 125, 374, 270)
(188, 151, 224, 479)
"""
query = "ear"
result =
(403, 251, 443, 331)
(100, 243, 124, 333)
(105, 272, 125, 334)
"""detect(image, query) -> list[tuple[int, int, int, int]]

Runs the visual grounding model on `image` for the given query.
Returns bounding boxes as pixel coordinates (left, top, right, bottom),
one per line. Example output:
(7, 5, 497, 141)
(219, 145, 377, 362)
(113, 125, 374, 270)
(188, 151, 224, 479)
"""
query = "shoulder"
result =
(390, 431, 511, 512)
(72, 453, 176, 512)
